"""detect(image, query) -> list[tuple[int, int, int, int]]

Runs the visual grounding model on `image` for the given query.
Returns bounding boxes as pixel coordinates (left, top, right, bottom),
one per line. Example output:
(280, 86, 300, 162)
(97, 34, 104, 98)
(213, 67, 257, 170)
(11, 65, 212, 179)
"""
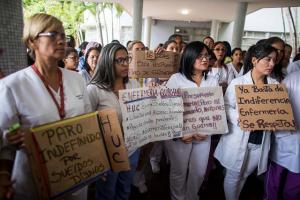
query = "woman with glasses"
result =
(214, 43, 278, 200)
(165, 41, 218, 200)
(63, 47, 79, 71)
(79, 42, 102, 85)
(0, 13, 91, 200)
(87, 43, 140, 200)
(210, 41, 231, 92)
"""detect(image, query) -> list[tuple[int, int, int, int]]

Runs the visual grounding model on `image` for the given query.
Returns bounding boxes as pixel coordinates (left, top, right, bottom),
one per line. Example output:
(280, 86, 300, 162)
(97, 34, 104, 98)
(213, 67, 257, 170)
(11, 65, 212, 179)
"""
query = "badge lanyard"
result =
(31, 64, 65, 119)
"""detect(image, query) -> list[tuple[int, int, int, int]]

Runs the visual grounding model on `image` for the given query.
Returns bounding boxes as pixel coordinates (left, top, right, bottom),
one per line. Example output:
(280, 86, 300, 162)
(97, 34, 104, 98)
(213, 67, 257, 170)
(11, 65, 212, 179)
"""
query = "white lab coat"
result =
(0, 67, 91, 200)
(271, 71, 300, 173)
(287, 60, 300, 74)
(214, 71, 278, 175)
(208, 66, 230, 85)
(165, 73, 218, 200)
(227, 62, 244, 84)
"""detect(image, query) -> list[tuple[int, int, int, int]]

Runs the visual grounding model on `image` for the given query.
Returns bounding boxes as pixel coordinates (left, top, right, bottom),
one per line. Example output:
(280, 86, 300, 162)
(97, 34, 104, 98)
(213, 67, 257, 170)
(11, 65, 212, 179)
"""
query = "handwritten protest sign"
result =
(98, 109, 130, 171)
(119, 86, 184, 154)
(181, 86, 228, 135)
(25, 110, 129, 199)
(235, 84, 296, 131)
(129, 50, 180, 79)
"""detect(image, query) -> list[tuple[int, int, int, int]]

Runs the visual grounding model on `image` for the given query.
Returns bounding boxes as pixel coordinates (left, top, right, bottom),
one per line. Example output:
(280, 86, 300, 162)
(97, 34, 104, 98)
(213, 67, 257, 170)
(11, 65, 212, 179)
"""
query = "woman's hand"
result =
(181, 134, 194, 144)
(154, 46, 164, 54)
(0, 172, 13, 200)
(5, 128, 28, 149)
(146, 81, 159, 87)
(193, 134, 208, 141)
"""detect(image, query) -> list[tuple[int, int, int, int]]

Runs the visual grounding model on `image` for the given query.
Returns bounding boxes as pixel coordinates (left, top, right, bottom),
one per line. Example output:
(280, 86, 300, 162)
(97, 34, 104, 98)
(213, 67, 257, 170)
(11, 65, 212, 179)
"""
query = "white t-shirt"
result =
(167, 72, 218, 89)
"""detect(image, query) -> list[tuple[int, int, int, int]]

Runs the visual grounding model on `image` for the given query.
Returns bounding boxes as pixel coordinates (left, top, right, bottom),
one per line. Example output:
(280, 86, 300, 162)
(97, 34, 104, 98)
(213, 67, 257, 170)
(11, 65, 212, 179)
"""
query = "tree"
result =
(23, 0, 125, 45)
(23, 0, 88, 44)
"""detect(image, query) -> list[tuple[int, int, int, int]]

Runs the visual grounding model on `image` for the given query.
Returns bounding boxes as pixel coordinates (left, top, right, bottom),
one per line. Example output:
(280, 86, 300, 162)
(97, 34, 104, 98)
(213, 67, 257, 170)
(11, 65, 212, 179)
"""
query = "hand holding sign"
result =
(193, 134, 208, 141)
(181, 134, 193, 144)
(6, 124, 28, 149)
(25, 109, 129, 199)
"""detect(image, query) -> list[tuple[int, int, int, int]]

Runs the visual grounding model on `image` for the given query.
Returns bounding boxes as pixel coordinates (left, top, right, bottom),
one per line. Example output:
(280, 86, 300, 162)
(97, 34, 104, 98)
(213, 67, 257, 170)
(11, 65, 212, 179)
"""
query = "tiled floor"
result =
(129, 158, 264, 200)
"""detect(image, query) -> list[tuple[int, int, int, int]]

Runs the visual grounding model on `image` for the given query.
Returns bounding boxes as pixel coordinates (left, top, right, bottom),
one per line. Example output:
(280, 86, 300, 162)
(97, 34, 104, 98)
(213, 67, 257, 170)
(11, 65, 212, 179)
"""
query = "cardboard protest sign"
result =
(181, 86, 228, 135)
(25, 109, 129, 200)
(235, 84, 296, 131)
(119, 86, 184, 154)
(98, 109, 130, 172)
(129, 50, 180, 79)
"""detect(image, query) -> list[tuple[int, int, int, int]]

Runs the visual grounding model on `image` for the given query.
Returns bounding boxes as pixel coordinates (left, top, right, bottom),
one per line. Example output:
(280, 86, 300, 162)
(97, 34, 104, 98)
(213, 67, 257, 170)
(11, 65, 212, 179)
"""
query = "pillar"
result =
(143, 16, 152, 48)
(210, 20, 220, 41)
(133, 0, 143, 40)
(232, 2, 248, 48)
(0, 0, 27, 76)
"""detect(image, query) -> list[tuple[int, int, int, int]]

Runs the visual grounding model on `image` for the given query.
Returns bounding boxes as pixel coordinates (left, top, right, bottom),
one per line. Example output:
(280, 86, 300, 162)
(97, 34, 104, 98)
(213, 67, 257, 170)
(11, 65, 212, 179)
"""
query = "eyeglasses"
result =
(214, 48, 226, 52)
(37, 31, 66, 41)
(197, 53, 211, 60)
(260, 57, 276, 64)
(66, 56, 79, 61)
(114, 56, 132, 65)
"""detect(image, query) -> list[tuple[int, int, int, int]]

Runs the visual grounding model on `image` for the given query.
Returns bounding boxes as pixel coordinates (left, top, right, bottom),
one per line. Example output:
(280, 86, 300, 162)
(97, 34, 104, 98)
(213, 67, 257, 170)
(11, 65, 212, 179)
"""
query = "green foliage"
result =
(23, 0, 88, 36)
(23, 0, 124, 43)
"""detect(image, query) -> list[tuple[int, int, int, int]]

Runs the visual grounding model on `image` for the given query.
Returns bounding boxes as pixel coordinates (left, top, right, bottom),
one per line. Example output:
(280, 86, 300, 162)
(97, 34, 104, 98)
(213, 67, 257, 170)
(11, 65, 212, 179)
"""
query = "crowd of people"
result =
(0, 13, 300, 200)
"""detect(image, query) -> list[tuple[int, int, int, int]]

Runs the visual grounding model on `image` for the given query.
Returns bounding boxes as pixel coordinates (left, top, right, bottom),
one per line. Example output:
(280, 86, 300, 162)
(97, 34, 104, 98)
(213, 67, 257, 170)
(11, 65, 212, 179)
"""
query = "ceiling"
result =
(87, 0, 300, 22)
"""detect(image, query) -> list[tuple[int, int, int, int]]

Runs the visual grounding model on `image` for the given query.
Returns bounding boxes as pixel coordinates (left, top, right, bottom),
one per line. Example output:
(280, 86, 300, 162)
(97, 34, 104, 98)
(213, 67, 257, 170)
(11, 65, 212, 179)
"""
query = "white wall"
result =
(150, 20, 210, 49)
(217, 7, 299, 49)
(218, 22, 234, 43)
(245, 8, 289, 33)
(82, 7, 300, 50)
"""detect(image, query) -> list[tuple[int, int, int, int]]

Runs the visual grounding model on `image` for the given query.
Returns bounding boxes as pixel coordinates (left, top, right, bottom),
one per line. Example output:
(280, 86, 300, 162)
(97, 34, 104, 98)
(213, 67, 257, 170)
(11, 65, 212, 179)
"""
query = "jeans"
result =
(95, 149, 140, 200)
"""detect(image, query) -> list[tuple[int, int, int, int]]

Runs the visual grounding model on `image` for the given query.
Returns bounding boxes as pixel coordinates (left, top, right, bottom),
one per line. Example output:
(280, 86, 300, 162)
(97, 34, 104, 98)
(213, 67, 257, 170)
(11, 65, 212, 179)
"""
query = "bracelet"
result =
(0, 171, 10, 176)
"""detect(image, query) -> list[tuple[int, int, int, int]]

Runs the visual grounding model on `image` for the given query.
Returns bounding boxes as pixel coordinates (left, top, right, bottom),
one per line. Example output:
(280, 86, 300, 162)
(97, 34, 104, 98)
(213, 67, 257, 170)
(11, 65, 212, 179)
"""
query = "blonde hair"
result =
(23, 13, 63, 50)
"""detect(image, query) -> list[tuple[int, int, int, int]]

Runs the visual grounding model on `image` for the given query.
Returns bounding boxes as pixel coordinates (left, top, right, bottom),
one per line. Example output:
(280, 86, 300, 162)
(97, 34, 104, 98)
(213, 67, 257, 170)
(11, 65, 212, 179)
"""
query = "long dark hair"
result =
(90, 43, 128, 91)
(263, 37, 285, 81)
(179, 41, 209, 82)
(243, 44, 277, 75)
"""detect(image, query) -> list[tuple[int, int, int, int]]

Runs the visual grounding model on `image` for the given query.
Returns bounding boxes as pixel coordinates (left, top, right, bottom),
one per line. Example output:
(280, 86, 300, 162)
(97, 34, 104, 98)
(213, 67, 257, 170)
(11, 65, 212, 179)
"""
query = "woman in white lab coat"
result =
(265, 70, 300, 200)
(0, 13, 91, 200)
(214, 43, 278, 200)
(208, 41, 231, 91)
(165, 41, 218, 200)
(227, 47, 244, 84)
